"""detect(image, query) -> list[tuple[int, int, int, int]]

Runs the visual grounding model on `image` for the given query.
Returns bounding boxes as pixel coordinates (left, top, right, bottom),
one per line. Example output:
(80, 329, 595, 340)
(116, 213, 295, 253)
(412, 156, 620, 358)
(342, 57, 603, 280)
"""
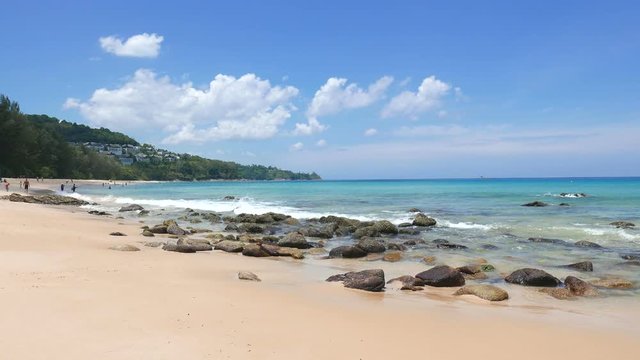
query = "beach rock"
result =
(574, 240, 603, 249)
(560, 193, 587, 198)
(242, 244, 271, 257)
(457, 265, 489, 280)
(539, 288, 575, 300)
(162, 244, 200, 253)
(387, 243, 407, 251)
(8, 193, 89, 206)
(138, 210, 150, 216)
(436, 243, 468, 250)
(238, 271, 260, 281)
(329, 245, 367, 258)
(142, 230, 155, 237)
(373, 220, 398, 235)
(413, 213, 437, 227)
(353, 226, 379, 239)
(224, 224, 239, 232)
(238, 223, 266, 234)
(398, 222, 413, 228)
(356, 238, 386, 253)
(565, 276, 598, 296)
(277, 232, 312, 249)
(527, 237, 568, 245)
(277, 247, 305, 259)
(150, 225, 168, 234)
(118, 204, 144, 212)
(415, 265, 465, 287)
(383, 251, 403, 262)
(223, 195, 236, 200)
(387, 275, 425, 291)
(454, 285, 509, 301)
(559, 203, 570, 206)
(504, 268, 561, 287)
(166, 224, 188, 236)
(561, 261, 593, 272)
(307, 248, 327, 255)
(144, 241, 165, 247)
(590, 278, 634, 289)
(326, 269, 385, 292)
(408, 208, 422, 213)
(403, 240, 418, 246)
(214, 240, 244, 253)
(109, 232, 127, 236)
(522, 201, 549, 207)
(610, 221, 635, 229)
(88, 210, 110, 216)
(109, 244, 140, 252)
(398, 229, 420, 235)
(432, 239, 449, 244)
(300, 225, 335, 239)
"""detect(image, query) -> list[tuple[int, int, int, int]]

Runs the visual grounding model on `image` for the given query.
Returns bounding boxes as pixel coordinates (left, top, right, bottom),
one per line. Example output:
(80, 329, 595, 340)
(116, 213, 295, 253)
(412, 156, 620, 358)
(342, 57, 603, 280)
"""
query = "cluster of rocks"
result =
(7, 193, 89, 206)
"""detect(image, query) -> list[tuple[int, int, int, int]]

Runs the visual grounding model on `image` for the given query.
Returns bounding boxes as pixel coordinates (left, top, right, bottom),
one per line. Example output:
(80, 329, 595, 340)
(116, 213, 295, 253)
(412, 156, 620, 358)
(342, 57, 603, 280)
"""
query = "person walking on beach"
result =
(23, 179, 30, 194)
(4, 180, 9, 192)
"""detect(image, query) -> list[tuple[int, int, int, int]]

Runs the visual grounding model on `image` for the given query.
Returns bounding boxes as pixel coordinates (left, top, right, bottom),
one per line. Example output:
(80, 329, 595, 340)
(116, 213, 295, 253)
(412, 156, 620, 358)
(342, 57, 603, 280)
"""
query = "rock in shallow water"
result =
(610, 221, 635, 229)
(412, 213, 437, 227)
(590, 278, 634, 289)
(561, 261, 593, 272)
(574, 240, 603, 249)
(415, 265, 465, 287)
(383, 251, 403, 262)
(277, 232, 312, 249)
(565, 276, 598, 297)
(454, 285, 509, 301)
(504, 268, 561, 287)
(119, 204, 144, 212)
(521, 201, 549, 207)
(329, 245, 367, 258)
(326, 269, 385, 292)
(357, 237, 386, 253)
(387, 275, 424, 291)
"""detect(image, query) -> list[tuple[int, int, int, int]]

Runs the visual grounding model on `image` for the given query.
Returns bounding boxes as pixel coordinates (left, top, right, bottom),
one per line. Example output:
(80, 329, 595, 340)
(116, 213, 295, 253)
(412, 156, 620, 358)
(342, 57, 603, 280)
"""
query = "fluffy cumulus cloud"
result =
(99, 33, 164, 58)
(294, 76, 393, 135)
(382, 76, 451, 119)
(290, 142, 304, 151)
(64, 69, 299, 143)
(316, 139, 327, 147)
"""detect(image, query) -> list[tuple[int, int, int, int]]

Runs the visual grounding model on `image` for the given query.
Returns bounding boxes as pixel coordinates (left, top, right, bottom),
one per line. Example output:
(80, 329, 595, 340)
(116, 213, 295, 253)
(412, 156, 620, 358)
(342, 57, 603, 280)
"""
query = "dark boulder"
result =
(223, 195, 236, 200)
(150, 225, 168, 234)
(88, 210, 110, 216)
(353, 226, 379, 239)
(528, 237, 568, 245)
(167, 223, 188, 236)
(413, 213, 436, 227)
(436, 243, 468, 250)
(109, 232, 126, 236)
(326, 269, 385, 292)
(119, 204, 144, 212)
(373, 220, 398, 235)
(610, 221, 635, 229)
(504, 268, 561, 287)
(620, 253, 640, 261)
(224, 224, 239, 231)
(561, 261, 593, 272)
(328, 245, 367, 259)
(415, 265, 465, 287)
(521, 201, 549, 207)
(238, 223, 266, 234)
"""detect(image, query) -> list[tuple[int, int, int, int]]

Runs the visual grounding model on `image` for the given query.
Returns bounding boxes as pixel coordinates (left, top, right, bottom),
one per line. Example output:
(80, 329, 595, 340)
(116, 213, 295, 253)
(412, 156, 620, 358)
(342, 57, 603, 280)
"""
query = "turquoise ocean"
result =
(72, 177, 640, 296)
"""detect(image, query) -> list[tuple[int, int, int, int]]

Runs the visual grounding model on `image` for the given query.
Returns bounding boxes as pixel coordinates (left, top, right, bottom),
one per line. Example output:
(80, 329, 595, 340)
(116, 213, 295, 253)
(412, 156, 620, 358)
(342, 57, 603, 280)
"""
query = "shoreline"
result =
(1, 187, 639, 358)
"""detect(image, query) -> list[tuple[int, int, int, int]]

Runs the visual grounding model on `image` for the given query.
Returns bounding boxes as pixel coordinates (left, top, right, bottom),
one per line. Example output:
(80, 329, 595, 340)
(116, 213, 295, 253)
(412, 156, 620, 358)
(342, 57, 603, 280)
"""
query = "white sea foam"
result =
(438, 219, 494, 231)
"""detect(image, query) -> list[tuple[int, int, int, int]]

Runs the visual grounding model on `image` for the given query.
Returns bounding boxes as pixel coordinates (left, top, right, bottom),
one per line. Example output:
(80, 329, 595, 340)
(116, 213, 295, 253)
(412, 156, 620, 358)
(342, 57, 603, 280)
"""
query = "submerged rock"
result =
(238, 271, 261, 282)
(454, 285, 509, 301)
(328, 245, 367, 258)
(88, 210, 110, 216)
(387, 275, 424, 291)
(436, 243, 468, 249)
(383, 251, 403, 262)
(574, 240, 603, 249)
(590, 278, 634, 289)
(620, 253, 640, 261)
(326, 269, 385, 292)
(504, 268, 561, 287)
(521, 201, 549, 207)
(527, 237, 568, 245)
(415, 265, 465, 287)
(539, 288, 574, 300)
(565, 276, 598, 297)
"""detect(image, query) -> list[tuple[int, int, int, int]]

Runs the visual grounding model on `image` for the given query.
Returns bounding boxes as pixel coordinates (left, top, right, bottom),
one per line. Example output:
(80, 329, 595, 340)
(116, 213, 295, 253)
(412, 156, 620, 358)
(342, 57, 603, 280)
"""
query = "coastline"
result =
(1, 185, 639, 359)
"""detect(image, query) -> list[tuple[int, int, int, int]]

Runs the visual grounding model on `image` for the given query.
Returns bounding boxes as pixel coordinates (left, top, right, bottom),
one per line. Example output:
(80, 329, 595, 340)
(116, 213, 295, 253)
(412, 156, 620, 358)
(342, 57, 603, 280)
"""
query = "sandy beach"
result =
(0, 182, 638, 360)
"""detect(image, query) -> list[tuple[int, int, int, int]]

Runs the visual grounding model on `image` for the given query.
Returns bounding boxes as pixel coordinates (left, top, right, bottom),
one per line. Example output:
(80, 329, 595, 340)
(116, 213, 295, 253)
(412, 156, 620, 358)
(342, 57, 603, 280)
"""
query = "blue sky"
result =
(1, 0, 639, 179)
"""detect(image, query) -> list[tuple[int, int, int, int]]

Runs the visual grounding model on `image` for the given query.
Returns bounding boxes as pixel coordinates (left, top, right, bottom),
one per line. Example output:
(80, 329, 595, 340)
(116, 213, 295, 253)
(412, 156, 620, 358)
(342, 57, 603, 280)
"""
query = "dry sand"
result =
(1, 193, 639, 359)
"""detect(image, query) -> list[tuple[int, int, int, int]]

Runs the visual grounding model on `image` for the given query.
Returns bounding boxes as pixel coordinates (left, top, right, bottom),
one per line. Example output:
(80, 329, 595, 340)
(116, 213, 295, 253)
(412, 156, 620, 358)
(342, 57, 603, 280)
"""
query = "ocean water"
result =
(72, 177, 640, 298)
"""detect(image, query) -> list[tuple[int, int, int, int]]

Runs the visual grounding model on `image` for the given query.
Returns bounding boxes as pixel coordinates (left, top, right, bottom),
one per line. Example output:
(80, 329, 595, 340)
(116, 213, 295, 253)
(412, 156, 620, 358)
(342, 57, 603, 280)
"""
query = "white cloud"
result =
(290, 142, 304, 151)
(64, 69, 299, 144)
(364, 128, 378, 136)
(294, 76, 393, 135)
(99, 33, 164, 58)
(381, 76, 452, 119)
(316, 139, 327, 147)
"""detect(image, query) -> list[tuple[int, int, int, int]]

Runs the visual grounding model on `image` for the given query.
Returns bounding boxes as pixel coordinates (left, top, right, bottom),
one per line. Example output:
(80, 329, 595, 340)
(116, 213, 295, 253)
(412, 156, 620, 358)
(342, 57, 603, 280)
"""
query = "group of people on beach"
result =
(2, 178, 31, 193)
(60, 180, 77, 193)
